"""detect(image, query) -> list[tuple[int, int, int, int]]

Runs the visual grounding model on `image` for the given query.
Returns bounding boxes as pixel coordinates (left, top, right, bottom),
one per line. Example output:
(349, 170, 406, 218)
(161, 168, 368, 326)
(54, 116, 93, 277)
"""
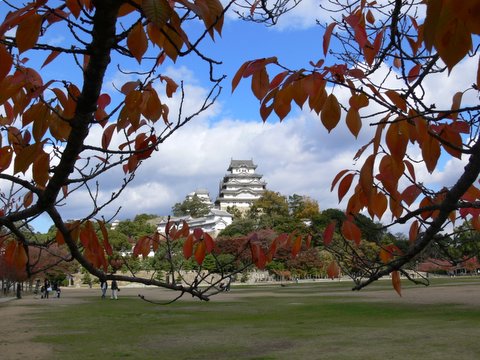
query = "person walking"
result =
(110, 279, 119, 300)
(100, 280, 108, 299)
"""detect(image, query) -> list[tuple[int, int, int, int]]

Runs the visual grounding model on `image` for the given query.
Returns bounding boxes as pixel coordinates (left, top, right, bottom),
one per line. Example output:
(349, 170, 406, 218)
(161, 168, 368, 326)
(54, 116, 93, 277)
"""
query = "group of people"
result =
(100, 279, 120, 299)
(36, 279, 61, 299)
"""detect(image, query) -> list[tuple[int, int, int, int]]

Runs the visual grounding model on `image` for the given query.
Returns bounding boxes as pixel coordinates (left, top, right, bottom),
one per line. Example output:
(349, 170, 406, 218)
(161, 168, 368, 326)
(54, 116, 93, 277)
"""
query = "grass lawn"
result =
(29, 279, 480, 360)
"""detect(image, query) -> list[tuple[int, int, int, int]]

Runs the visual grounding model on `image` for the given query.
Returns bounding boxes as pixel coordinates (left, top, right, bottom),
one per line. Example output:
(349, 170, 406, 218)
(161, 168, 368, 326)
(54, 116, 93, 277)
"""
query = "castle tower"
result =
(215, 159, 266, 212)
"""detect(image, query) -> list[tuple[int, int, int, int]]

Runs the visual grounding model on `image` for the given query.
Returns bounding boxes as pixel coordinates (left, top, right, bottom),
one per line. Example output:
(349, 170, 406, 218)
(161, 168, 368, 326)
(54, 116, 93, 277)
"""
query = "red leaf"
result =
(0, 44, 13, 81)
(323, 221, 336, 246)
(204, 232, 215, 253)
(183, 234, 194, 259)
(193, 228, 203, 241)
(327, 261, 340, 279)
(402, 184, 422, 206)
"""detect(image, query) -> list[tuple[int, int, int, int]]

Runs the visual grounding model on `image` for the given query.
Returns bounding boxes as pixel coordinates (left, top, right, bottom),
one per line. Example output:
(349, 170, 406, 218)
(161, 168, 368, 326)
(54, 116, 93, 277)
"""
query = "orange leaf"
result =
(323, 221, 336, 246)
(98, 220, 113, 256)
(320, 94, 341, 132)
(127, 22, 148, 63)
(408, 220, 419, 244)
(327, 261, 340, 279)
(338, 173, 355, 203)
(346, 107, 362, 138)
(385, 90, 407, 112)
(392, 270, 402, 296)
(341, 219, 362, 245)
(331, 169, 350, 192)
(33, 152, 50, 187)
(16, 13, 42, 53)
(305, 234, 312, 249)
(421, 134, 441, 173)
(251, 67, 269, 100)
(23, 191, 34, 208)
(183, 234, 194, 259)
(291, 235, 302, 258)
(102, 124, 116, 150)
(359, 154, 375, 202)
(323, 22, 336, 56)
(232, 60, 251, 93)
(42, 50, 61, 68)
(386, 122, 408, 162)
(194, 240, 207, 265)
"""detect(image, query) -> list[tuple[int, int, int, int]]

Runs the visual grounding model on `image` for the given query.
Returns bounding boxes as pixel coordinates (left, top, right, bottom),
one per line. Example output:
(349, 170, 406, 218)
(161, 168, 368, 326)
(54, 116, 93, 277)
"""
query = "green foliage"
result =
(114, 214, 157, 238)
(248, 190, 289, 218)
(172, 195, 211, 218)
(219, 218, 257, 237)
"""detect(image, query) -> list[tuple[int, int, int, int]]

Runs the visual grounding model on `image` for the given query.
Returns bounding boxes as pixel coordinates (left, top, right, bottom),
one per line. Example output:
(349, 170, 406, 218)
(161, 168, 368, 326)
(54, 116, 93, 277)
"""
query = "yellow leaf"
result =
(320, 94, 341, 132)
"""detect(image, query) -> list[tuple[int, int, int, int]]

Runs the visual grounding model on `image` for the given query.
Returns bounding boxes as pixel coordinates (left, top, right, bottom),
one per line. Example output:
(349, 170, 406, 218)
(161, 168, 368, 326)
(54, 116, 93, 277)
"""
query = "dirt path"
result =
(1, 282, 479, 360)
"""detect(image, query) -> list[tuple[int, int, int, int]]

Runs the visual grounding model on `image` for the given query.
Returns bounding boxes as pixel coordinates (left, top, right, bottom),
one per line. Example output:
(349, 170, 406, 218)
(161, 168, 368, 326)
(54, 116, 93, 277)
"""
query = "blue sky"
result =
(1, 1, 474, 234)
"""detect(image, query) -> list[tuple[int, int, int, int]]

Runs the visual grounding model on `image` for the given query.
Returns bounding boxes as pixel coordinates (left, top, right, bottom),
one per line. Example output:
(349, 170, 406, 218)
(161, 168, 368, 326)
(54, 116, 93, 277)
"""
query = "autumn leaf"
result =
(323, 221, 336, 246)
(251, 67, 269, 100)
(346, 107, 362, 138)
(341, 218, 361, 245)
(183, 234, 194, 259)
(0, 44, 13, 81)
(194, 240, 207, 265)
(392, 270, 402, 296)
(0, 146, 13, 172)
(385, 90, 407, 112)
(32, 152, 50, 187)
(142, 0, 173, 29)
(323, 22, 336, 56)
(127, 22, 148, 63)
(402, 184, 422, 206)
(320, 94, 341, 132)
(291, 235, 302, 258)
(16, 13, 42, 53)
(408, 220, 419, 244)
(338, 173, 355, 203)
(327, 261, 340, 279)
